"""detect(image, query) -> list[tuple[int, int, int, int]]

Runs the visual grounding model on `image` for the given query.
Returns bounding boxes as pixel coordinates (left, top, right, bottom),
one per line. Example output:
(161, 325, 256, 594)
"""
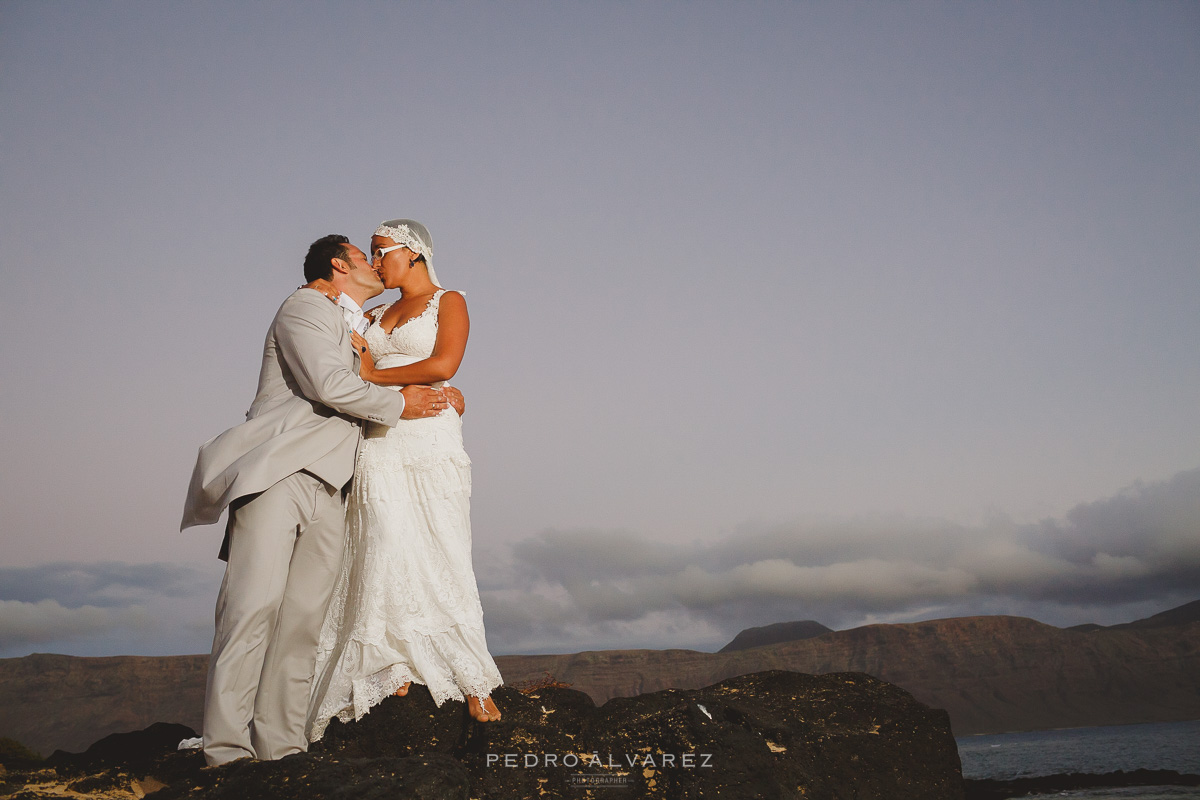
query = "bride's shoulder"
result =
(436, 289, 467, 310)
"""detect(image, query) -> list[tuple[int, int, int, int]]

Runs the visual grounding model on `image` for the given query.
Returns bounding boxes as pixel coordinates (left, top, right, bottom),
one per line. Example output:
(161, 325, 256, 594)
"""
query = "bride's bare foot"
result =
(393, 681, 410, 697)
(468, 695, 501, 722)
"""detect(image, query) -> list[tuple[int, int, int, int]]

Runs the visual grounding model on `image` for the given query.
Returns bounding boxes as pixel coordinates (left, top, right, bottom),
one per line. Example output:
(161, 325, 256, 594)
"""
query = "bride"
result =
(306, 219, 503, 743)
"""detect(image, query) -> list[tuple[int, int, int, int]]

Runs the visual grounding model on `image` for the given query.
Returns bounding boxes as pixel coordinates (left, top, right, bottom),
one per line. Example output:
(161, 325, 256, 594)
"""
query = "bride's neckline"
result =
(373, 290, 443, 335)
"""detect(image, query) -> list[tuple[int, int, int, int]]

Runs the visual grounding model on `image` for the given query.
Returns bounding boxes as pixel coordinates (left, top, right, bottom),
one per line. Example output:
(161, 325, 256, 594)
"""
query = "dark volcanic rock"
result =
(47, 721, 196, 770)
(307, 673, 963, 799)
(720, 620, 834, 652)
(152, 753, 473, 800)
(581, 671, 961, 800)
(0, 670, 962, 800)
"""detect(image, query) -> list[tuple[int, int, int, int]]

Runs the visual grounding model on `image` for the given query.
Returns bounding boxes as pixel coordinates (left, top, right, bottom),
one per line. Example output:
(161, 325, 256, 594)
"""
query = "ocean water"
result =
(957, 719, 1200, 799)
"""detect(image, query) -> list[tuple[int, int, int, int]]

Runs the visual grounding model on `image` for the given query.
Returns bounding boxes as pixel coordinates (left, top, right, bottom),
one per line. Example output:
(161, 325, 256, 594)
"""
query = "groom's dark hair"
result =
(303, 234, 353, 282)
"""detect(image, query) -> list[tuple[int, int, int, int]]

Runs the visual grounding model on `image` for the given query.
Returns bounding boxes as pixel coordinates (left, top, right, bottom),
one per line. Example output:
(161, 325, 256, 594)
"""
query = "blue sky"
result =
(1, 1, 1198, 657)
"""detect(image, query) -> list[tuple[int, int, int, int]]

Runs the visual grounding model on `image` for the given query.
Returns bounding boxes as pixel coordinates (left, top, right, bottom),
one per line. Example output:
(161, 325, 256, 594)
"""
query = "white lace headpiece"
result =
(374, 219, 440, 288)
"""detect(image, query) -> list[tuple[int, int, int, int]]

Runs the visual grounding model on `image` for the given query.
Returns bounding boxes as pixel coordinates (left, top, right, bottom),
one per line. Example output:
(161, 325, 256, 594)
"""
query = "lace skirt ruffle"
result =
(306, 411, 501, 743)
(307, 620, 503, 742)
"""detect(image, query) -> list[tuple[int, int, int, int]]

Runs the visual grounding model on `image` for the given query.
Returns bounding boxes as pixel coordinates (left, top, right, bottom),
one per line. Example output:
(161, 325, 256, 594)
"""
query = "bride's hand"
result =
(304, 278, 340, 303)
(351, 331, 376, 378)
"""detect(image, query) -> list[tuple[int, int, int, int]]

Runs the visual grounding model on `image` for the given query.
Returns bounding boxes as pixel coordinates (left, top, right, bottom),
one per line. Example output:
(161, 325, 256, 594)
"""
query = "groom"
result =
(181, 234, 462, 766)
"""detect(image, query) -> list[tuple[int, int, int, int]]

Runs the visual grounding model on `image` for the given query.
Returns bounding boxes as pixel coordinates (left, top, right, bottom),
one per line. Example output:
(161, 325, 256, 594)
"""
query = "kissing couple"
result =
(181, 219, 503, 767)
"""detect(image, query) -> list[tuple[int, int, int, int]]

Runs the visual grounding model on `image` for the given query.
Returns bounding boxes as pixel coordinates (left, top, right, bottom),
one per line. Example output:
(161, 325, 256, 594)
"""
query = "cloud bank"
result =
(482, 467, 1200, 653)
(0, 599, 153, 647)
(0, 562, 206, 608)
(0, 562, 220, 657)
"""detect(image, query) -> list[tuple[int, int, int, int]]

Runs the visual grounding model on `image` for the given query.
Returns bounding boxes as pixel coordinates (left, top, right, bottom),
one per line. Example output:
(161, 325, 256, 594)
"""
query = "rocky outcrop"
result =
(0, 670, 964, 800)
(46, 723, 197, 771)
(719, 620, 833, 652)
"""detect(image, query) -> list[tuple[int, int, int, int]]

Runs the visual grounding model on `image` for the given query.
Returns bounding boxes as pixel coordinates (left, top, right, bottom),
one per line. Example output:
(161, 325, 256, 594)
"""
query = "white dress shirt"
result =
(337, 293, 370, 336)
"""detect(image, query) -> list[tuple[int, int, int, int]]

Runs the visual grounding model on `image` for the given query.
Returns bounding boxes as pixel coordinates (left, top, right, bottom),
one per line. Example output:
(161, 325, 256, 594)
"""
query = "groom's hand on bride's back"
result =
(444, 387, 465, 416)
(400, 385, 455, 419)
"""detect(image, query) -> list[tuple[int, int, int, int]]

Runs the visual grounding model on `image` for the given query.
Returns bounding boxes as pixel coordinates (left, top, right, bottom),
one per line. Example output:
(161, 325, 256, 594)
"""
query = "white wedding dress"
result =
(306, 289, 502, 743)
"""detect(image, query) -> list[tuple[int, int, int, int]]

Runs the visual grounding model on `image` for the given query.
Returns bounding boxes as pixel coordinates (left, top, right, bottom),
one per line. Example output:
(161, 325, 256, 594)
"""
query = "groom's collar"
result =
(336, 293, 363, 314)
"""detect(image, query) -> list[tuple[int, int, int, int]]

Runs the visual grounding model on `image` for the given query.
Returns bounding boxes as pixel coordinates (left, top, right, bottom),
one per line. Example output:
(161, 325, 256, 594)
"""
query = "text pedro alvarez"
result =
(486, 752, 715, 768)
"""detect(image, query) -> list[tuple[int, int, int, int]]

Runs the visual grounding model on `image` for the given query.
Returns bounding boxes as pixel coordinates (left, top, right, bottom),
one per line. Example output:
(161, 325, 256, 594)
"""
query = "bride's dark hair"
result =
(303, 234, 352, 282)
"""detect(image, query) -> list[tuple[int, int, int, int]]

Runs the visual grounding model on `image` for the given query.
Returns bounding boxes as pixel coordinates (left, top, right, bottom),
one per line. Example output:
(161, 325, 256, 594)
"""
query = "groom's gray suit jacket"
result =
(181, 288, 405, 537)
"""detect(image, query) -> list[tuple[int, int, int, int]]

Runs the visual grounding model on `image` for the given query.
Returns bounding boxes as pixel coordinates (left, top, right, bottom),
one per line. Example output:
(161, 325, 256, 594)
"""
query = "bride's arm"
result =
(361, 292, 470, 386)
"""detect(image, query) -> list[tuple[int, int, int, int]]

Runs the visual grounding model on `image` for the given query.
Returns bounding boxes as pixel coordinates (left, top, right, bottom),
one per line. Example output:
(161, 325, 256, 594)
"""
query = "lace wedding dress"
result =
(306, 289, 502, 742)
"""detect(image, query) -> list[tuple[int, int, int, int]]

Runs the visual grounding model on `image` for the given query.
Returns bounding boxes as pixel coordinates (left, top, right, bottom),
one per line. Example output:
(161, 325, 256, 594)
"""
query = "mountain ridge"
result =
(2, 601, 1197, 756)
(719, 619, 833, 652)
(496, 612, 1200, 735)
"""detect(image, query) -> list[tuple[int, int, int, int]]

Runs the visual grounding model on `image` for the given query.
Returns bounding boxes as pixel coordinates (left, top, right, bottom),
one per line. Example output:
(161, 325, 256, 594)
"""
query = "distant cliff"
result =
(0, 653, 207, 756)
(2, 602, 1198, 755)
(499, 614, 1200, 735)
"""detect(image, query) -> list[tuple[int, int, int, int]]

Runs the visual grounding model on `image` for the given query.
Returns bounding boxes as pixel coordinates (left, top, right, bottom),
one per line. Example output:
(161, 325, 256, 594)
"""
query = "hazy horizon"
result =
(3, 588, 1195, 661)
(2, 1, 1198, 659)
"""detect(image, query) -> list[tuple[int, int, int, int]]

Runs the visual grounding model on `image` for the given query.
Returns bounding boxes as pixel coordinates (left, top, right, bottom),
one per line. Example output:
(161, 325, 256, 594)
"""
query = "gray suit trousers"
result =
(202, 471, 345, 765)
